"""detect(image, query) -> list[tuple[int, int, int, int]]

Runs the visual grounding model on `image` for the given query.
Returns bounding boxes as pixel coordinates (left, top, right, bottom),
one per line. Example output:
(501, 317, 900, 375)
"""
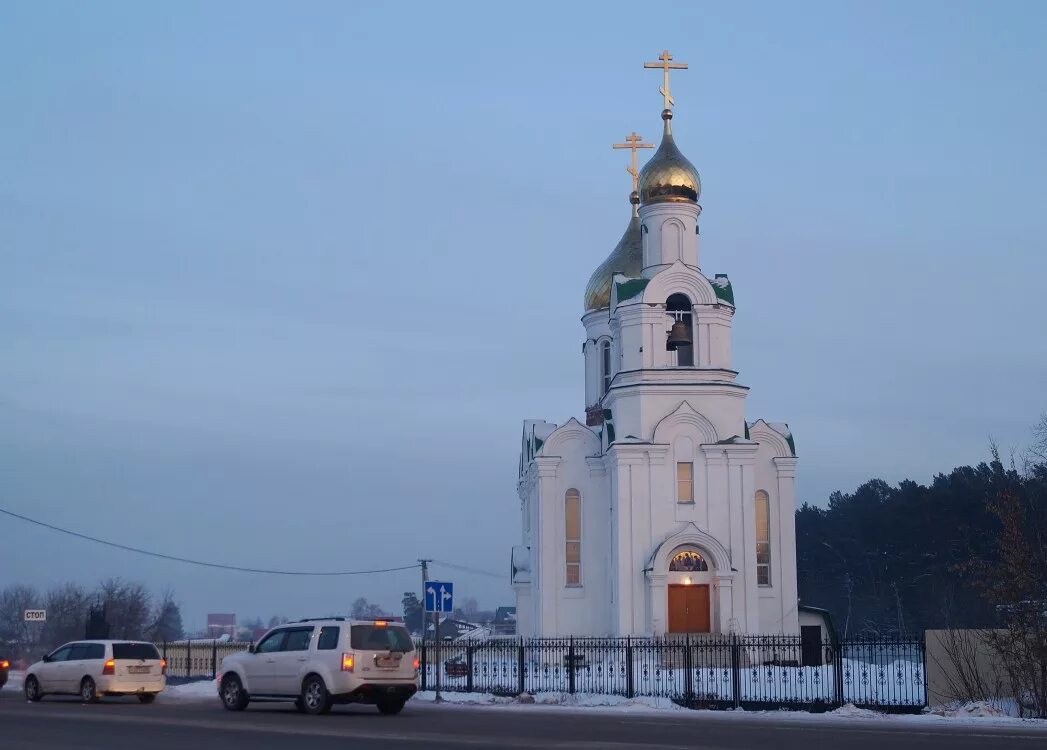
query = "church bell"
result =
(666, 319, 692, 351)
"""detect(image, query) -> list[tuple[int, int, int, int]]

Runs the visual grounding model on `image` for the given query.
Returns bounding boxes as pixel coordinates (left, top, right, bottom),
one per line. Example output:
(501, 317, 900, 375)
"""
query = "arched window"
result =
(601, 340, 612, 396)
(565, 489, 581, 586)
(669, 550, 708, 572)
(755, 490, 771, 585)
(666, 294, 694, 367)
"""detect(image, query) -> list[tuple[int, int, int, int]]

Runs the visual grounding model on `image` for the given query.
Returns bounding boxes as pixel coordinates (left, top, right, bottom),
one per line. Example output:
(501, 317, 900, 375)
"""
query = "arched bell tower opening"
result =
(665, 293, 694, 366)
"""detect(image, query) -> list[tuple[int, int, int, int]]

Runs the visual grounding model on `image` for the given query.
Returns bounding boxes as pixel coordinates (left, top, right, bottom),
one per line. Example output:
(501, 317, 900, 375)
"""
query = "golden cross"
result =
(644, 49, 688, 110)
(612, 132, 654, 193)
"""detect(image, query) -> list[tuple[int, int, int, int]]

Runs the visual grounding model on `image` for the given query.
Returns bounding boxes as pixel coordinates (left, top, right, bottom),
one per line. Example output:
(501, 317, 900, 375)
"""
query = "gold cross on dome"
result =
(644, 49, 688, 110)
(612, 132, 654, 193)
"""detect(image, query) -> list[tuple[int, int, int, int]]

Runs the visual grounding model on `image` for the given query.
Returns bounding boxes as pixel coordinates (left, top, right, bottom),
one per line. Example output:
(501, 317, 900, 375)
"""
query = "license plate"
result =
(127, 666, 151, 674)
(376, 656, 401, 669)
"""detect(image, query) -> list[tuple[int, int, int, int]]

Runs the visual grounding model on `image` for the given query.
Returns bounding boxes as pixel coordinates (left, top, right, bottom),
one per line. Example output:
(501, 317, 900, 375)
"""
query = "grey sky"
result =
(2, 1, 1045, 628)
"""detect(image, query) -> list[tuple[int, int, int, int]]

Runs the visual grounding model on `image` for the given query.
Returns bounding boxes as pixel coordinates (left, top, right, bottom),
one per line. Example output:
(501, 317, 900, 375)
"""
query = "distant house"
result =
(493, 606, 517, 636)
(425, 617, 479, 641)
(207, 613, 236, 639)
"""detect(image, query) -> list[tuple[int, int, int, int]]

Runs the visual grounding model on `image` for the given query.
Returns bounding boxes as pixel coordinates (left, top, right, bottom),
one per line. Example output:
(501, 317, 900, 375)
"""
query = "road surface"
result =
(1, 691, 1044, 749)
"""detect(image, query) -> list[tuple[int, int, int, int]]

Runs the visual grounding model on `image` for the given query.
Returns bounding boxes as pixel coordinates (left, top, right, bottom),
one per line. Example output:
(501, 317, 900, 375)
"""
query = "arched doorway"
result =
(667, 550, 711, 633)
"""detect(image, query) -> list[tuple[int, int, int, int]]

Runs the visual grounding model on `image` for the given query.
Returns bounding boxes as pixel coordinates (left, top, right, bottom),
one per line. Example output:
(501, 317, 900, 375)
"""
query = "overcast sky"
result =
(2, 1, 1045, 630)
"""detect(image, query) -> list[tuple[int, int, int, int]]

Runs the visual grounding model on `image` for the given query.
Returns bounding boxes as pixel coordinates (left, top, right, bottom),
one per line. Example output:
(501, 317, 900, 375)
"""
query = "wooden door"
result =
(668, 584, 711, 633)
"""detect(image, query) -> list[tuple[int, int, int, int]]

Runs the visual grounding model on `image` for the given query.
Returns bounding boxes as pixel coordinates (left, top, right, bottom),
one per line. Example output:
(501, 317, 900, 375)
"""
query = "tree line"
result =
(797, 417, 1047, 637)
(0, 578, 183, 661)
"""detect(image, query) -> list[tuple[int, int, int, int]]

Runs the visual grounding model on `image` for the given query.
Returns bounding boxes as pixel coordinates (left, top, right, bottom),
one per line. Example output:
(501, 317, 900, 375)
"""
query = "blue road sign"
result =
(424, 581, 454, 613)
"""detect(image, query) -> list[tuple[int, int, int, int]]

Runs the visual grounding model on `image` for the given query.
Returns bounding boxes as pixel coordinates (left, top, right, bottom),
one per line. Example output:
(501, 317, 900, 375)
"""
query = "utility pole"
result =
(418, 558, 440, 702)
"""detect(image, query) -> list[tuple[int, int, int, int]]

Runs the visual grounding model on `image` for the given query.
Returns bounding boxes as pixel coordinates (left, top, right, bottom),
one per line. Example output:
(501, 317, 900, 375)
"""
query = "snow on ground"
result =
(4, 670, 24, 691)
(159, 679, 218, 702)
(414, 690, 1047, 728)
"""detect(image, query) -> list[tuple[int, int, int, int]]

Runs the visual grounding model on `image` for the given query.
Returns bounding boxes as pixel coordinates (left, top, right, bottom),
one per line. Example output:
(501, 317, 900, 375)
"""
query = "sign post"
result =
(424, 581, 454, 703)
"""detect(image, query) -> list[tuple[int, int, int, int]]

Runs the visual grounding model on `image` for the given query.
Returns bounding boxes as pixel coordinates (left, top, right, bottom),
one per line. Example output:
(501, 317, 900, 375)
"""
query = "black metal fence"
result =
(419, 635, 927, 712)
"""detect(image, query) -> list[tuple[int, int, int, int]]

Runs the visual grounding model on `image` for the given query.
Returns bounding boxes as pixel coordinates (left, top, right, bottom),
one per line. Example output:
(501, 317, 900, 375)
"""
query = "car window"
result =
(256, 630, 287, 654)
(68, 644, 93, 660)
(350, 625, 414, 652)
(317, 626, 340, 651)
(48, 646, 73, 662)
(282, 627, 313, 652)
(86, 644, 106, 659)
(113, 643, 159, 660)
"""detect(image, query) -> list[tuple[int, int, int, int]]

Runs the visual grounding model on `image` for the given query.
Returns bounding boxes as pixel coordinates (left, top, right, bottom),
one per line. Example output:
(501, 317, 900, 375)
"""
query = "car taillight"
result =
(412, 656, 419, 671)
(373, 620, 388, 627)
(161, 658, 167, 675)
(0, 660, 9, 669)
(341, 653, 355, 672)
(102, 659, 115, 676)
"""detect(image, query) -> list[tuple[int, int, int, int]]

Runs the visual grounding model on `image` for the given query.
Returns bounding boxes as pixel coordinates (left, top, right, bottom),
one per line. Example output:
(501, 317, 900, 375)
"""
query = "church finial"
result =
(644, 49, 688, 129)
(613, 132, 653, 217)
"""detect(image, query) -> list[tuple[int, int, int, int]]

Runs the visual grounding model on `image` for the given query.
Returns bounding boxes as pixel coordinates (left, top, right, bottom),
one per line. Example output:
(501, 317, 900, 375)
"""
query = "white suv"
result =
(24, 640, 166, 703)
(218, 618, 418, 715)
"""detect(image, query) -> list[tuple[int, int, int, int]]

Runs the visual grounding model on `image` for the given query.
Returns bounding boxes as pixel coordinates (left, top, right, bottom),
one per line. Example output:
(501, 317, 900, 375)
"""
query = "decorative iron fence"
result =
(156, 634, 926, 711)
(158, 640, 252, 680)
(418, 635, 927, 712)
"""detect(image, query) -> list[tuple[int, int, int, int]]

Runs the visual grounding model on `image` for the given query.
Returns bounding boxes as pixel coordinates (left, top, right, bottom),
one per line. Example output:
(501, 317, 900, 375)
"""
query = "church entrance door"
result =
(667, 584, 711, 633)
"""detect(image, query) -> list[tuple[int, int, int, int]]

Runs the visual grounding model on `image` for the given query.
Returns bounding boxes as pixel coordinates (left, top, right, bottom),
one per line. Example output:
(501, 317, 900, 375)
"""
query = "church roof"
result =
(638, 112, 701, 205)
(584, 214, 643, 312)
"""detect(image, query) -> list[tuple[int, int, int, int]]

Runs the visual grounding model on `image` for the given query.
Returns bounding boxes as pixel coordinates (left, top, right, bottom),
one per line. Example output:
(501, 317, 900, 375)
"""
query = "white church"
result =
(511, 52, 800, 638)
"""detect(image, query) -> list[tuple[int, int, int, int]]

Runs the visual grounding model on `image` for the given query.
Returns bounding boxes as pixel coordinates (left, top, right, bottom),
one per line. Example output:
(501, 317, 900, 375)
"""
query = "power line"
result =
(0, 505, 420, 577)
(431, 559, 503, 579)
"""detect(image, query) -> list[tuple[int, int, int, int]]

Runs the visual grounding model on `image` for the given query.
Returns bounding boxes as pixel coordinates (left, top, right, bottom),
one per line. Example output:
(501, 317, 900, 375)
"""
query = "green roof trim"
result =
(785, 431, 796, 456)
(615, 278, 650, 304)
(711, 274, 735, 305)
(534, 437, 544, 452)
(744, 422, 750, 440)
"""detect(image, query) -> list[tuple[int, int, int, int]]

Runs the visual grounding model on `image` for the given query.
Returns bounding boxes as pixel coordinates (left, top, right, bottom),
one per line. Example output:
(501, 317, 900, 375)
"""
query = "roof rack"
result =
(293, 617, 346, 623)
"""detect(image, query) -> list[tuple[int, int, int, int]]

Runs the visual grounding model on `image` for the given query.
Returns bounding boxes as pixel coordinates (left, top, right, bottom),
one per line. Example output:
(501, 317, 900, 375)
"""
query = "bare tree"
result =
(42, 583, 89, 649)
(969, 445, 1047, 717)
(350, 597, 385, 619)
(0, 584, 41, 658)
(98, 578, 152, 639)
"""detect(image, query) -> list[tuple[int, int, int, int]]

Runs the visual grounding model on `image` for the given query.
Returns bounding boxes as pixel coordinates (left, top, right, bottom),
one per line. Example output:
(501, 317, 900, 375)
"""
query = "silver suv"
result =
(218, 618, 418, 715)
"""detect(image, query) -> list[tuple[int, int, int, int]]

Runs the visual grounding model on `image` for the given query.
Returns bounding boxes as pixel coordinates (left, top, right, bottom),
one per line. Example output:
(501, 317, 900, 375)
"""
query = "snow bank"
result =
(3, 671, 24, 691)
(414, 690, 516, 706)
(159, 679, 218, 702)
(413, 690, 1047, 728)
(830, 703, 886, 719)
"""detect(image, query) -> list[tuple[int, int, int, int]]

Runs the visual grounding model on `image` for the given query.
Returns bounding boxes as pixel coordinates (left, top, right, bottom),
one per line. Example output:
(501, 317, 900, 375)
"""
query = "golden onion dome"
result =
(638, 111, 700, 205)
(584, 195, 643, 312)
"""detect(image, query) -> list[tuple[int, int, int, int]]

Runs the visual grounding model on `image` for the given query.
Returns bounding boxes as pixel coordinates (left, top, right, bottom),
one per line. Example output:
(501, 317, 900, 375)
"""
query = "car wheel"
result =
(376, 696, 406, 715)
(80, 677, 99, 703)
(24, 676, 43, 702)
(299, 675, 331, 715)
(138, 693, 157, 704)
(220, 674, 249, 711)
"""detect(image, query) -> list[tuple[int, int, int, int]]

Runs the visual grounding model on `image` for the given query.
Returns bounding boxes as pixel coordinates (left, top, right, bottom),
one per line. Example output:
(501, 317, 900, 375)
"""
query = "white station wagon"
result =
(24, 640, 166, 703)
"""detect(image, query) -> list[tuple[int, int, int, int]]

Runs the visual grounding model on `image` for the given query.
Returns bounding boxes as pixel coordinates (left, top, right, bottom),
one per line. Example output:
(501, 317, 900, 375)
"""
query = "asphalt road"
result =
(1, 691, 1045, 749)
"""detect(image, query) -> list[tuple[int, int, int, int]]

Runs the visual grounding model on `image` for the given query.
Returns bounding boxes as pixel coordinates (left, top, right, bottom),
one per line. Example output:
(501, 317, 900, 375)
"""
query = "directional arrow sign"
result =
(424, 581, 453, 613)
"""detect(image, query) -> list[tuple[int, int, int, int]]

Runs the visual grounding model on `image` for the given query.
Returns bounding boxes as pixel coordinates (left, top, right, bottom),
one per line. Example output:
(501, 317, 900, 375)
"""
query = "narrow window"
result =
(756, 490, 771, 585)
(565, 489, 581, 586)
(601, 340, 612, 395)
(676, 462, 693, 503)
